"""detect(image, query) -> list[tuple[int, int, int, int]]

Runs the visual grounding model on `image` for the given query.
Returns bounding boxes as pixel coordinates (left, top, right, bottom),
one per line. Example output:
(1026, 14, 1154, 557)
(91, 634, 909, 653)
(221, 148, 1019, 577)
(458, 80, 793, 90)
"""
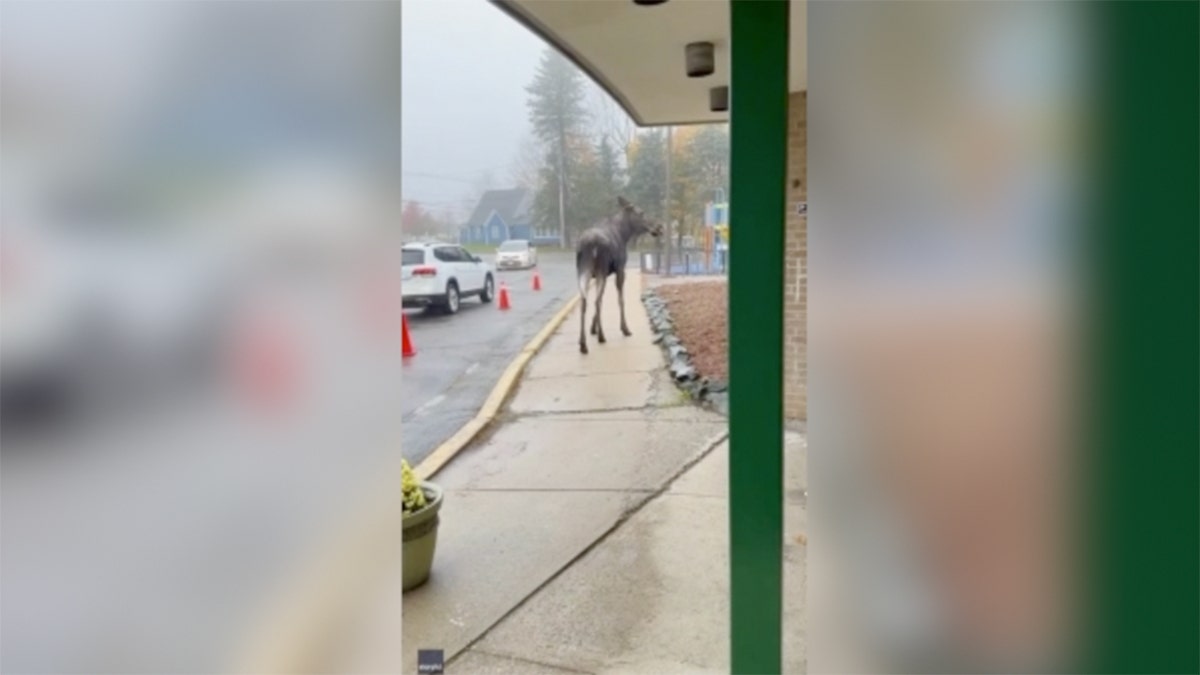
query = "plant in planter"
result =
(402, 459, 444, 591)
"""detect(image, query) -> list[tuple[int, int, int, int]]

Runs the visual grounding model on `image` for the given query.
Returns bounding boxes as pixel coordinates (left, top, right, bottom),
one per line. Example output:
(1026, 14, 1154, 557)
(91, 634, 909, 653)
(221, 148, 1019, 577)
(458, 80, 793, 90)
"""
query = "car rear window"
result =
(402, 249, 425, 265)
(498, 241, 527, 252)
(435, 246, 473, 262)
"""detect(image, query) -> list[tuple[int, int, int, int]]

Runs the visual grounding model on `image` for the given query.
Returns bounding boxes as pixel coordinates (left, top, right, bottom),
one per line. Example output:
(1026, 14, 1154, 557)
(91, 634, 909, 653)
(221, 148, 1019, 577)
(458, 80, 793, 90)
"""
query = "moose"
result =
(575, 196, 663, 354)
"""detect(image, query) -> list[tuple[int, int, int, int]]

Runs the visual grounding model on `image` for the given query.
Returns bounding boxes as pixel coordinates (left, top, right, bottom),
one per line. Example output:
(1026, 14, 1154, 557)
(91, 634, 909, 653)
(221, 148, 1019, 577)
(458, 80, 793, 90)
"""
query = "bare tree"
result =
(509, 134, 542, 191)
(459, 168, 497, 222)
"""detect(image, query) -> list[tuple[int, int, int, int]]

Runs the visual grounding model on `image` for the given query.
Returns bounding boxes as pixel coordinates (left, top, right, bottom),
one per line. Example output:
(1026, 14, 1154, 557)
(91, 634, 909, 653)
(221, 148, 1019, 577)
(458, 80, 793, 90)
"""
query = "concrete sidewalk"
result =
(454, 431, 807, 675)
(338, 270, 805, 673)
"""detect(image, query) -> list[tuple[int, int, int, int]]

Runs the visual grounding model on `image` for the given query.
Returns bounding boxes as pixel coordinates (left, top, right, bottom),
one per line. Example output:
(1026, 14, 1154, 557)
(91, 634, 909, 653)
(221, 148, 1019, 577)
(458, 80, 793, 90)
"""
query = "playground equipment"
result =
(646, 190, 730, 276)
(698, 194, 729, 273)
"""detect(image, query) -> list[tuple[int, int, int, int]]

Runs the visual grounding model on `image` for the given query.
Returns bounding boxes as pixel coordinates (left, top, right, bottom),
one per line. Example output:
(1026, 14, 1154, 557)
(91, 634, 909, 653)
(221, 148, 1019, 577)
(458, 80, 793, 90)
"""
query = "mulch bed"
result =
(653, 281, 728, 383)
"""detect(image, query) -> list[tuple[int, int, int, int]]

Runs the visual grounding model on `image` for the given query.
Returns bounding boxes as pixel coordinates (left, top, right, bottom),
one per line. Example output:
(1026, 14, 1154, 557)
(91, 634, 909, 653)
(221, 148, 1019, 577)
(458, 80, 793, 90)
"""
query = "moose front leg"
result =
(616, 269, 631, 337)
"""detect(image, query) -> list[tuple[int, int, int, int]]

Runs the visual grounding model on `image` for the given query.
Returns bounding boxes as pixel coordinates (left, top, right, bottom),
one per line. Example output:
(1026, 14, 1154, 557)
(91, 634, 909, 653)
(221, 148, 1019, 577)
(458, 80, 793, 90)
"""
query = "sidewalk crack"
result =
(453, 487, 658, 494)
(445, 430, 730, 666)
(662, 492, 727, 500)
(459, 648, 596, 674)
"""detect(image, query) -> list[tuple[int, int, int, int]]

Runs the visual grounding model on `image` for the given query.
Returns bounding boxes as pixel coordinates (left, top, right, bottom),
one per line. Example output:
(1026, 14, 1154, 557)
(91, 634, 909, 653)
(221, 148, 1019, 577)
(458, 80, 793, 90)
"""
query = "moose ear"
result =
(617, 196, 631, 210)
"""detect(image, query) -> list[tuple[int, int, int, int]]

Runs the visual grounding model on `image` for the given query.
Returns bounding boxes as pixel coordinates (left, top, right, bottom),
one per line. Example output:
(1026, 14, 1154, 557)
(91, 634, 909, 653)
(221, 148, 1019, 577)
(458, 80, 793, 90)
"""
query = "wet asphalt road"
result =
(0, 249, 579, 672)
(400, 250, 578, 466)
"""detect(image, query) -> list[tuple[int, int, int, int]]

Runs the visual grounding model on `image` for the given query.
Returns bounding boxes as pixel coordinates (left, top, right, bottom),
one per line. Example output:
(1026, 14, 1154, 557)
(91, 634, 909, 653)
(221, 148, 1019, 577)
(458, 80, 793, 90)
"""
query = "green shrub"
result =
(402, 459, 427, 516)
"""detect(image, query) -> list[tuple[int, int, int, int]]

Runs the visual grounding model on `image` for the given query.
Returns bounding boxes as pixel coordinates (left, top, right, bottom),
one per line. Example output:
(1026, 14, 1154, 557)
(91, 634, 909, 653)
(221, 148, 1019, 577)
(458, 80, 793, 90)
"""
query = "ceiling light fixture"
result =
(710, 86, 729, 112)
(632, 0, 668, 6)
(686, 41, 715, 77)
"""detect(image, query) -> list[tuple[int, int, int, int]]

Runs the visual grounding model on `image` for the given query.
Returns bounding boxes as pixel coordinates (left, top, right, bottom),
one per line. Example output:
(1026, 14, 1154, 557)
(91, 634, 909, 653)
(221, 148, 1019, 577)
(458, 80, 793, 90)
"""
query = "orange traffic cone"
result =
(532, 269, 542, 291)
(498, 281, 511, 310)
(402, 314, 416, 357)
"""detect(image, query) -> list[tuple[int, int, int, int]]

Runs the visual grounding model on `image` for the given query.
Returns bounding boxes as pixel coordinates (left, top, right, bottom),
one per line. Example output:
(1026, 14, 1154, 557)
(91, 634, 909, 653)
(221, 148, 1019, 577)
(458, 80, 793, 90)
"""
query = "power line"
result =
(401, 197, 463, 203)
(401, 199, 467, 210)
(402, 165, 511, 184)
(402, 171, 474, 184)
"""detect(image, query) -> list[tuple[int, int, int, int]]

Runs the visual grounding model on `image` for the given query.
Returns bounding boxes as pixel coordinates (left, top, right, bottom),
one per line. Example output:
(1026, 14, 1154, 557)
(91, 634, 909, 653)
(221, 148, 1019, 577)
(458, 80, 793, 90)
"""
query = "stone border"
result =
(641, 288, 729, 416)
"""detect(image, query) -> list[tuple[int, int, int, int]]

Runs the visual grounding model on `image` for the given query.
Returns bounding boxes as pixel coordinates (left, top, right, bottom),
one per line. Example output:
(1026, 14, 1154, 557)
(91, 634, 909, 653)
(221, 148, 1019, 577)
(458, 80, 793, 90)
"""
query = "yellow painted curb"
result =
(416, 293, 579, 479)
(235, 293, 580, 674)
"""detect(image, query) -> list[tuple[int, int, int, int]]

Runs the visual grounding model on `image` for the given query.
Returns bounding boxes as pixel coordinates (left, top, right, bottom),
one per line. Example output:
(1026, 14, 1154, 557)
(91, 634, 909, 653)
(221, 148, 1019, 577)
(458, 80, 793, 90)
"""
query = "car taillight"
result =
(412, 266, 437, 277)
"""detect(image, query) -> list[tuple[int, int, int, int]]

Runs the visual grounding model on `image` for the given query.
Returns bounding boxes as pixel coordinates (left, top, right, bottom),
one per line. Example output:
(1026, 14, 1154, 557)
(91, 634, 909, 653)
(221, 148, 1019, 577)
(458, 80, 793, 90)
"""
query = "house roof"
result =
(490, 0, 806, 127)
(466, 187, 532, 228)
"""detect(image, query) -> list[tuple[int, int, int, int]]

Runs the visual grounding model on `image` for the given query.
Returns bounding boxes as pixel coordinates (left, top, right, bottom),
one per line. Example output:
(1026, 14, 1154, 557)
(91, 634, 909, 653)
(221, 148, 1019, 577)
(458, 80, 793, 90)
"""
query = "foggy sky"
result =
(3, 0, 551, 220)
(401, 0, 546, 217)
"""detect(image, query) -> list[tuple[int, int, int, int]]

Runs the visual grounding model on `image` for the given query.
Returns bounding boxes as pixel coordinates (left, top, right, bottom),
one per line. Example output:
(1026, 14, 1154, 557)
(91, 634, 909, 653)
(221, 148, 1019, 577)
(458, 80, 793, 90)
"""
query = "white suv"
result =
(401, 243, 495, 314)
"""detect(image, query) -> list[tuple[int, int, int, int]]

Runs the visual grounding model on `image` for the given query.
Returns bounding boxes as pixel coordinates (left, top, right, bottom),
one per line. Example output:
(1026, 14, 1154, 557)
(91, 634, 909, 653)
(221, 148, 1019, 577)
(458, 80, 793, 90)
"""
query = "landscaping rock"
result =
(707, 392, 729, 416)
(669, 359, 696, 382)
(643, 284, 728, 415)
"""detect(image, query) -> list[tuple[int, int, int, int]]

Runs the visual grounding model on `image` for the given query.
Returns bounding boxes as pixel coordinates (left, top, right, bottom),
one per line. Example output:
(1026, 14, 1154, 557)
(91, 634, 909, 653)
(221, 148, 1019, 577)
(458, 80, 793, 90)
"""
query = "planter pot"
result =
(402, 481, 444, 592)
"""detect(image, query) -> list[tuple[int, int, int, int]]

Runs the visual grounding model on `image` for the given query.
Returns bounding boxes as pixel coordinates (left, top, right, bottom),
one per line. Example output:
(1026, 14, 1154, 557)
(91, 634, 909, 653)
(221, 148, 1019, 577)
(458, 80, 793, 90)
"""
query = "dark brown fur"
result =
(575, 196, 662, 354)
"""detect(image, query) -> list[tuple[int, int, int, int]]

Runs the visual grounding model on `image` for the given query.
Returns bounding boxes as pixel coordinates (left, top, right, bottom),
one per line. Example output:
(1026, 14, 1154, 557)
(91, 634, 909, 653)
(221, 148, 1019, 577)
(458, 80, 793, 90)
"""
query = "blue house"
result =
(460, 188, 559, 246)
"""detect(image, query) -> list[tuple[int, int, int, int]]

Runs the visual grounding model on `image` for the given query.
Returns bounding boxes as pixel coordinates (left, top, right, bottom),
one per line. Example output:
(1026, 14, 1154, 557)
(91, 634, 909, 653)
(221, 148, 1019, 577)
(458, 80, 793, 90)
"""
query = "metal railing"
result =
(641, 245, 728, 276)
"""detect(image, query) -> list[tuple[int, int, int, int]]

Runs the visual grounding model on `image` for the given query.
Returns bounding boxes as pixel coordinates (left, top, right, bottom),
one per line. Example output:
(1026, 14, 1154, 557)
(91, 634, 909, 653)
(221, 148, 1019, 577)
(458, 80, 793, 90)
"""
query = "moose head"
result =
(617, 196, 663, 239)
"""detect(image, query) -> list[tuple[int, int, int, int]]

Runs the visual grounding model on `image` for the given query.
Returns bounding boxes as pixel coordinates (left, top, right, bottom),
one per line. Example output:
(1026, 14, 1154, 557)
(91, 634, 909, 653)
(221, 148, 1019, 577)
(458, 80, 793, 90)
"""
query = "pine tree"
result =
(596, 135, 624, 199)
(624, 128, 668, 222)
(574, 135, 625, 231)
(525, 48, 589, 246)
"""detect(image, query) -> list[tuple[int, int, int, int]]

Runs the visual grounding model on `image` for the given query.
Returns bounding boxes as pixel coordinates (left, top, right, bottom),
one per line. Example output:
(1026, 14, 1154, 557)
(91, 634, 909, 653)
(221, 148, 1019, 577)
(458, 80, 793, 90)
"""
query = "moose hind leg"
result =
(578, 275, 589, 354)
(590, 268, 602, 334)
(616, 270, 632, 336)
(593, 275, 608, 344)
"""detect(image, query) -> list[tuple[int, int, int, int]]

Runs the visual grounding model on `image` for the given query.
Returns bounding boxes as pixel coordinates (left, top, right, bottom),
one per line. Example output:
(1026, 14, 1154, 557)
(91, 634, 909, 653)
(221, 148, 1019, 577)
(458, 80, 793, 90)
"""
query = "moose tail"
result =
(576, 242, 600, 270)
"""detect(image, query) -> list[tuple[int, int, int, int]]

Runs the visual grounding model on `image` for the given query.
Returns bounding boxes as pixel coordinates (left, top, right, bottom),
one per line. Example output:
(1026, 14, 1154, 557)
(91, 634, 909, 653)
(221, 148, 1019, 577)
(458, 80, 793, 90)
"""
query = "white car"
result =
(495, 239, 537, 270)
(401, 243, 495, 314)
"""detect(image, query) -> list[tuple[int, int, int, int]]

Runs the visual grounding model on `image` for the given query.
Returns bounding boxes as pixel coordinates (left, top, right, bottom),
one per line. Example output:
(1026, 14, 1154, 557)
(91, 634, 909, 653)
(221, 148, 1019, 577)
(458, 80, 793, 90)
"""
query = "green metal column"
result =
(728, 1, 789, 673)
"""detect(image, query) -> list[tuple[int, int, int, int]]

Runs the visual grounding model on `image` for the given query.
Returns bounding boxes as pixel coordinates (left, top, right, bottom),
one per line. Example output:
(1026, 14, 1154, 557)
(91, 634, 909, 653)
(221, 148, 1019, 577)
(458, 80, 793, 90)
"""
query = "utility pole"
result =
(664, 125, 673, 276)
(557, 126, 567, 249)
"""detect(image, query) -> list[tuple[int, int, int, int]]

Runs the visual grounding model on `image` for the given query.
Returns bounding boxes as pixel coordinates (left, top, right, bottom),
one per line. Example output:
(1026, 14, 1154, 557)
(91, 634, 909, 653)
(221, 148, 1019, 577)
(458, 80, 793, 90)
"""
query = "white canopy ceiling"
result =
(491, 0, 806, 127)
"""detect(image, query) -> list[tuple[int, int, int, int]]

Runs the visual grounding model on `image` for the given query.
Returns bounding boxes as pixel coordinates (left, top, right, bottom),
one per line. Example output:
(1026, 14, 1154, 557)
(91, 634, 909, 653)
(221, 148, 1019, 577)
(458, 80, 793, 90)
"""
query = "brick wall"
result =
(784, 91, 807, 420)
